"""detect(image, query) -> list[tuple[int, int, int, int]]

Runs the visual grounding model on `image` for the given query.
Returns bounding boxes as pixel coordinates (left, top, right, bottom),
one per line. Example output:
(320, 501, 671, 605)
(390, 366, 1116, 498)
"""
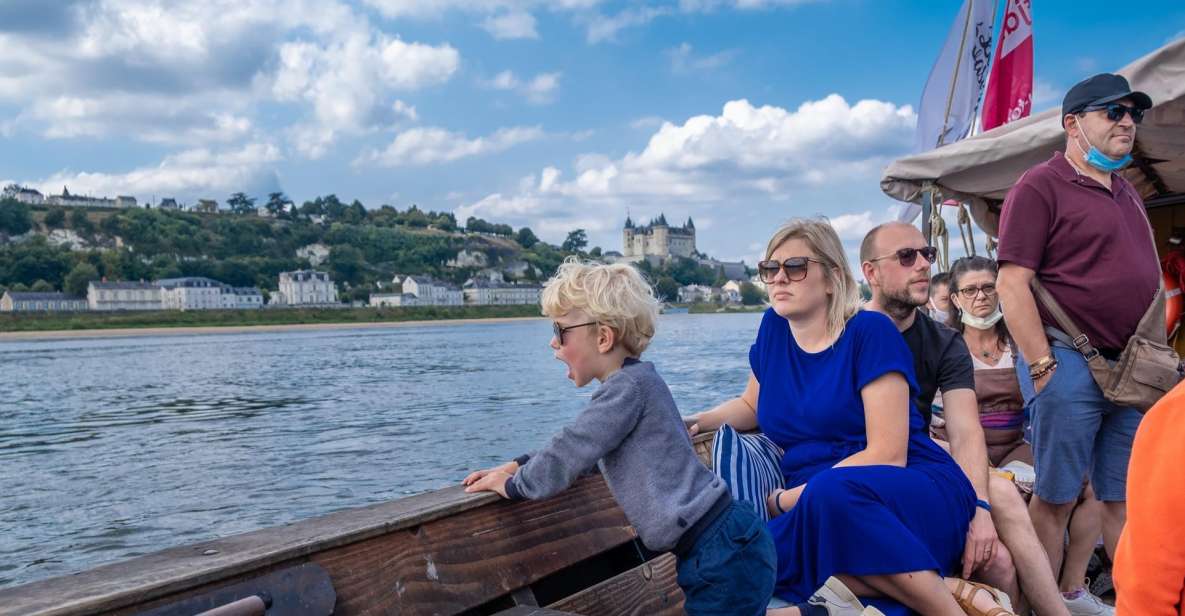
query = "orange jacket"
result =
(1115, 382, 1185, 616)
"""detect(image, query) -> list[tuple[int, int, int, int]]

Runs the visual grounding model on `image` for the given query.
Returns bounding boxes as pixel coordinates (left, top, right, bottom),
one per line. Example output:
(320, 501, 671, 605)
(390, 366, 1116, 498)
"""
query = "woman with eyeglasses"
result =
(938, 256, 1111, 615)
(685, 219, 1011, 616)
(932, 256, 1029, 468)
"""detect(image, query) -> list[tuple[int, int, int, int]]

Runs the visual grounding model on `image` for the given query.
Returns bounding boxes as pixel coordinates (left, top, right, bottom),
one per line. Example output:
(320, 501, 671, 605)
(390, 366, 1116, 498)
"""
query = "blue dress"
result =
(751, 309, 975, 615)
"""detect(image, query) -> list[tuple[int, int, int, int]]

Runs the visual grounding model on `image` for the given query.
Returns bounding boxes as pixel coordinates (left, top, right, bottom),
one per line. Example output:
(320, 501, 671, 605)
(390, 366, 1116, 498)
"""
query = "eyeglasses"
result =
(757, 257, 823, 283)
(1083, 102, 1144, 125)
(956, 284, 997, 299)
(869, 246, 938, 268)
(553, 321, 597, 345)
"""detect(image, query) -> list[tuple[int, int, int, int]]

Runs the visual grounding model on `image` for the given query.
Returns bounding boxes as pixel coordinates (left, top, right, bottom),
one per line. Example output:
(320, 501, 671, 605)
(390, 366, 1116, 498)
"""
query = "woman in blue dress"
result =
(689, 219, 1010, 616)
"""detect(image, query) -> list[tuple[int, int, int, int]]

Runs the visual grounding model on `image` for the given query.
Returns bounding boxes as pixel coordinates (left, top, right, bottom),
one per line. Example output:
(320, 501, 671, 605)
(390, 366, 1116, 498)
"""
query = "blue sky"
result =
(2, 0, 1183, 264)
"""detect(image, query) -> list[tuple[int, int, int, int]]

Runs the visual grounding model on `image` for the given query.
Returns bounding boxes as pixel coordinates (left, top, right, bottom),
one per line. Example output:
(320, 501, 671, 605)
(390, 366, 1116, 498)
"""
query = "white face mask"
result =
(928, 297, 949, 324)
(954, 296, 1003, 330)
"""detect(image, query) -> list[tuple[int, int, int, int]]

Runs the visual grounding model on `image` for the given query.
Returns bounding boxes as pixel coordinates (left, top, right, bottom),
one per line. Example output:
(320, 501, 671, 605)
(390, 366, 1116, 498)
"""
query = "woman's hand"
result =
(766, 486, 802, 518)
(1033, 365, 1057, 394)
(683, 415, 700, 437)
(463, 460, 518, 487)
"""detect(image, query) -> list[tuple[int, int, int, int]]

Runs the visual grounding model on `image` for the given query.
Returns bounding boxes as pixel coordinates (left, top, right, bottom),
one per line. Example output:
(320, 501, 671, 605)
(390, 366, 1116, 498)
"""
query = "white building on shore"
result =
(222, 287, 264, 310)
(1, 291, 87, 312)
(462, 279, 542, 306)
(402, 276, 463, 306)
(158, 277, 224, 311)
(87, 281, 163, 311)
(273, 270, 338, 306)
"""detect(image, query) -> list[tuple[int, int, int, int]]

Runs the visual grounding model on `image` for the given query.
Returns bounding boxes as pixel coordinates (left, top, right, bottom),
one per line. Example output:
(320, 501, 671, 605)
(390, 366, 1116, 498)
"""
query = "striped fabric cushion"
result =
(711, 425, 785, 522)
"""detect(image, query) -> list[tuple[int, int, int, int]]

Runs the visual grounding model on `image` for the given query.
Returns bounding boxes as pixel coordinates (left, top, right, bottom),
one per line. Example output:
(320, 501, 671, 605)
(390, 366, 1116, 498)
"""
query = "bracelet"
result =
(773, 489, 791, 515)
(1029, 360, 1058, 380)
(975, 499, 992, 513)
(1028, 355, 1056, 374)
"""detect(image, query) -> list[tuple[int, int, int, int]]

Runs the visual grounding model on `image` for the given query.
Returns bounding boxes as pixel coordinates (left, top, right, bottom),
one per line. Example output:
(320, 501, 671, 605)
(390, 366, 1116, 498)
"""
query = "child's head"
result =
(541, 257, 660, 364)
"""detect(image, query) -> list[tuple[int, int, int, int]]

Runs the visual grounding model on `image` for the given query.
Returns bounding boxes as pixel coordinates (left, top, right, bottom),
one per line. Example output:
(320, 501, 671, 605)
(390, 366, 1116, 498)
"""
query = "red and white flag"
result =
(981, 0, 1033, 131)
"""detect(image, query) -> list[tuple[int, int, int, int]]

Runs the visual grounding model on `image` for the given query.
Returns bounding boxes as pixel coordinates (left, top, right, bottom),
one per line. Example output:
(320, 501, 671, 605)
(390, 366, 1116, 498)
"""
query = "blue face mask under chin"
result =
(1073, 120, 1133, 172)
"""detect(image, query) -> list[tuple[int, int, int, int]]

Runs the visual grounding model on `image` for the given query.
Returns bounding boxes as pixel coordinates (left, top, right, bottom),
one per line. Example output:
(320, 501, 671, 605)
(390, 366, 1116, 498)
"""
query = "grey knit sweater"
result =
(506, 358, 728, 552)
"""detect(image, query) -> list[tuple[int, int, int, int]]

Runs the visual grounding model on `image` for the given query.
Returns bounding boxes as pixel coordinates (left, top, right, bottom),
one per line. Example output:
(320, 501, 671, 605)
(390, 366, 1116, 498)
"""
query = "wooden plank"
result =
(546, 553, 684, 616)
(493, 608, 584, 616)
(1, 475, 633, 616)
(692, 431, 715, 470)
(315, 474, 635, 615)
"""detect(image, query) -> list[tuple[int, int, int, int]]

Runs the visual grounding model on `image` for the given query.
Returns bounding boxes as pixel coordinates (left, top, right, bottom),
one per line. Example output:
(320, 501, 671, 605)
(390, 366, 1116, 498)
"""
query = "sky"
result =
(1, 0, 1183, 265)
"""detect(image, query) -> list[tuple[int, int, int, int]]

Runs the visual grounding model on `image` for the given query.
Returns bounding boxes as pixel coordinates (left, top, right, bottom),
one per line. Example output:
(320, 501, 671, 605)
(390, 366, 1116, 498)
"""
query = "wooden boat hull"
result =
(0, 434, 719, 616)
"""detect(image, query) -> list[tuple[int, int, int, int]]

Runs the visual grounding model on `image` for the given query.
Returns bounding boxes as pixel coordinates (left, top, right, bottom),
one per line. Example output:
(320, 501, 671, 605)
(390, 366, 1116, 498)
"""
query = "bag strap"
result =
(1030, 278, 1102, 361)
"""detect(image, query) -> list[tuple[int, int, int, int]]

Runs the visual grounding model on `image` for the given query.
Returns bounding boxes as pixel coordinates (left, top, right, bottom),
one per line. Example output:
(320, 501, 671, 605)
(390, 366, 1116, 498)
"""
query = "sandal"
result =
(951, 579, 1016, 616)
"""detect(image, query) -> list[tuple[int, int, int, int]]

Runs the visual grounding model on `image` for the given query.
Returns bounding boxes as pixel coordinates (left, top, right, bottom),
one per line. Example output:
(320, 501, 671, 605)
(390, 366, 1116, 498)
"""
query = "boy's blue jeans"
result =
(676, 500, 777, 615)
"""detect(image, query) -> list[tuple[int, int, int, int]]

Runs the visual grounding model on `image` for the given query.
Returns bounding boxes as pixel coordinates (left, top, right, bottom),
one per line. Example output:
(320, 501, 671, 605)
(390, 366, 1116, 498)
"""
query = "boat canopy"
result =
(881, 37, 1185, 236)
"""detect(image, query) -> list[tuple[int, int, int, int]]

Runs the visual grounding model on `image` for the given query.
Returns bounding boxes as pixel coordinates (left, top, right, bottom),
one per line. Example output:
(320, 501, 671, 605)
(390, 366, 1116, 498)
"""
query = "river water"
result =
(0, 312, 761, 588)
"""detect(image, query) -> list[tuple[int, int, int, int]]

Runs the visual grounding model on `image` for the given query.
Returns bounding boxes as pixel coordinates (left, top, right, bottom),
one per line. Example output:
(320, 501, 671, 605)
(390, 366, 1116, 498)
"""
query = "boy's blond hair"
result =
(541, 257, 660, 356)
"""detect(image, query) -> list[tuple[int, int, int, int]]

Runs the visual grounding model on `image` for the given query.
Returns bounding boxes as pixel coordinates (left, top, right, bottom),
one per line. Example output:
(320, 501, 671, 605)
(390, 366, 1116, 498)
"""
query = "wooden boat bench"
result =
(0, 432, 718, 616)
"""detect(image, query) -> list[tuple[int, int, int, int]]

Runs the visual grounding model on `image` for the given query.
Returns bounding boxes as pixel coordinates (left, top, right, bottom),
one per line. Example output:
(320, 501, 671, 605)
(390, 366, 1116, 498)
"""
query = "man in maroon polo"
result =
(996, 73, 1157, 615)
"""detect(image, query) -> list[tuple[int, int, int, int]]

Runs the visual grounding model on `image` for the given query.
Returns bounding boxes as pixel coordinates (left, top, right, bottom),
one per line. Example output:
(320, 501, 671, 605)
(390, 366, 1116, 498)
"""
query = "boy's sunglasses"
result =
(1083, 102, 1144, 125)
(757, 257, 823, 283)
(869, 246, 938, 268)
(553, 321, 597, 345)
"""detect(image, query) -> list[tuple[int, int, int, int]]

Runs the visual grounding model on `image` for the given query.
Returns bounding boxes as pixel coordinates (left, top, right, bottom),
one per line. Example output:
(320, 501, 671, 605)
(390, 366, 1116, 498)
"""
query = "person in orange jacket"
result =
(1114, 380, 1185, 615)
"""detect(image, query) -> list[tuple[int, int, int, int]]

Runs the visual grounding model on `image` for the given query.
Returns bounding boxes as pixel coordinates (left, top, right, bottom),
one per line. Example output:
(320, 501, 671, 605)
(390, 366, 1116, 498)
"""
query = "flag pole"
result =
(937, 0, 975, 149)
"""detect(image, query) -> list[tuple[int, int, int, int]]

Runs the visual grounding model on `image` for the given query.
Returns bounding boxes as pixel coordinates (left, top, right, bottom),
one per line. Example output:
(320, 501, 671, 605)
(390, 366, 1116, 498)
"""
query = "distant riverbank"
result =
(0, 305, 543, 337)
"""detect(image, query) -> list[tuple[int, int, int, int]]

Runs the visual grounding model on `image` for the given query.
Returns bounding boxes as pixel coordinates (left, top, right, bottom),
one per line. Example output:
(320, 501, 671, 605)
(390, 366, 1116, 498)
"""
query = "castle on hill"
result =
(622, 214, 696, 261)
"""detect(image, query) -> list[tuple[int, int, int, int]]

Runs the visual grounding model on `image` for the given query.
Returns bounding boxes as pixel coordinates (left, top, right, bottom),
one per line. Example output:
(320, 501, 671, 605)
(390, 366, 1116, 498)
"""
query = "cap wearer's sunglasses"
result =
(1083, 102, 1144, 125)
(757, 257, 823, 283)
(869, 246, 938, 268)
(553, 321, 597, 345)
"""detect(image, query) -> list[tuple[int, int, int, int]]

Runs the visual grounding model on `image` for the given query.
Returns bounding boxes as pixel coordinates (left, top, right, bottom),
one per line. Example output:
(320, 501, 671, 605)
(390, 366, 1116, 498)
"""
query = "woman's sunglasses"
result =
(869, 246, 938, 268)
(956, 284, 997, 299)
(757, 257, 823, 283)
(1083, 102, 1144, 125)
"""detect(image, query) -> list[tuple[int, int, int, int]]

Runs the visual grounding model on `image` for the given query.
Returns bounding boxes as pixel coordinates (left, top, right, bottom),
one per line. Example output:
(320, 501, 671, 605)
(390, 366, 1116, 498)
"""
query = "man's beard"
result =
(882, 285, 920, 321)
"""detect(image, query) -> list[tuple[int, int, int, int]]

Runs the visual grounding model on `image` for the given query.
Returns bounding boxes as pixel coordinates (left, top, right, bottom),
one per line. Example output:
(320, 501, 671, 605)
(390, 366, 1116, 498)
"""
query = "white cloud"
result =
(358, 125, 545, 167)
(482, 11, 539, 39)
(271, 32, 458, 156)
(1032, 79, 1061, 109)
(829, 210, 877, 240)
(584, 6, 670, 43)
(0, 0, 456, 159)
(667, 42, 739, 72)
(28, 142, 283, 204)
(460, 94, 916, 242)
(482, 70, 562, 104)
(630, 116, 666, 130)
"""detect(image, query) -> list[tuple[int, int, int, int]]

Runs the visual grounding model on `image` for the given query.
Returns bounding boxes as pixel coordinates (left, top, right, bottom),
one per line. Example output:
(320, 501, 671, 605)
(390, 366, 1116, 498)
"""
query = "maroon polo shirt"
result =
(997, 152, 1159, 352)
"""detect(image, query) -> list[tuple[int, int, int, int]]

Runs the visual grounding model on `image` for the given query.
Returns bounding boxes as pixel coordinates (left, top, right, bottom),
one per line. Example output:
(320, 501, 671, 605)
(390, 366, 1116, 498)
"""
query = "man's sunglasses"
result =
(553, 321, 597, 345)
(757, 257, 823, 283)
(869, 246, 938, 268)
(1083, 102, 1144, 125)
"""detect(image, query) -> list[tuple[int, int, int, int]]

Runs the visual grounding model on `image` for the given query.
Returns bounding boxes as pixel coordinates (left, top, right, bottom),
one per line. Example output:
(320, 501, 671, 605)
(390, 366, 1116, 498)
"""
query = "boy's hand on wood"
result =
(462, 461, 519, 487)
(463, 470, 512, 498)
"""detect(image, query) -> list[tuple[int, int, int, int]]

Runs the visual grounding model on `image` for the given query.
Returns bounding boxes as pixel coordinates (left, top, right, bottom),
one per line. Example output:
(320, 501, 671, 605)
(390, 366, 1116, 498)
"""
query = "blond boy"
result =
(464, 258, 776, 615)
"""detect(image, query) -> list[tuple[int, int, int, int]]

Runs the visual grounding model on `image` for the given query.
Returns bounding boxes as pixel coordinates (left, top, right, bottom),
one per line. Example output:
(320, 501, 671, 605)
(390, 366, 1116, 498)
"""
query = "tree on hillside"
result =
(265, 192, 293, 218)
(562, 229, 588, 252)
(68, 209, 94, 234)
(31, 279, 54, 292)
(343, 200, 367, 224)
(516, 227, 539, 248)
(740, 281, 765, 305)
(64, 262, 99, 296)
(44, 208, 66, 228)
(0, 199, 33, 235)
(655, 276, 679, 302)
(227, 192, 257, 215)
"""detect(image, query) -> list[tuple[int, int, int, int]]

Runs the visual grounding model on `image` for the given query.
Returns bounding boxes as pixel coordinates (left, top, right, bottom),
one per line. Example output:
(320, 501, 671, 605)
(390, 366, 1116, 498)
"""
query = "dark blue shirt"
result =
(749, 308, 962, 488)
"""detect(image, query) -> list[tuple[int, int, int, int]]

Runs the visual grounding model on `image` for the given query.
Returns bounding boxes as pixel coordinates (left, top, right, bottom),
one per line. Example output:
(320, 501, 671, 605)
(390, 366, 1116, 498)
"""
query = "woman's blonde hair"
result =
(765, 218, 861, 339)
(540, 257, 660, 356)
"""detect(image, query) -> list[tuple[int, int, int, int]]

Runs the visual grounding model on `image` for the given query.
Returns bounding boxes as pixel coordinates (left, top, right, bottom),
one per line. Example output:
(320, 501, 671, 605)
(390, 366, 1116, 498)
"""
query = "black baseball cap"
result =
(1061, 73, 1152, 125)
